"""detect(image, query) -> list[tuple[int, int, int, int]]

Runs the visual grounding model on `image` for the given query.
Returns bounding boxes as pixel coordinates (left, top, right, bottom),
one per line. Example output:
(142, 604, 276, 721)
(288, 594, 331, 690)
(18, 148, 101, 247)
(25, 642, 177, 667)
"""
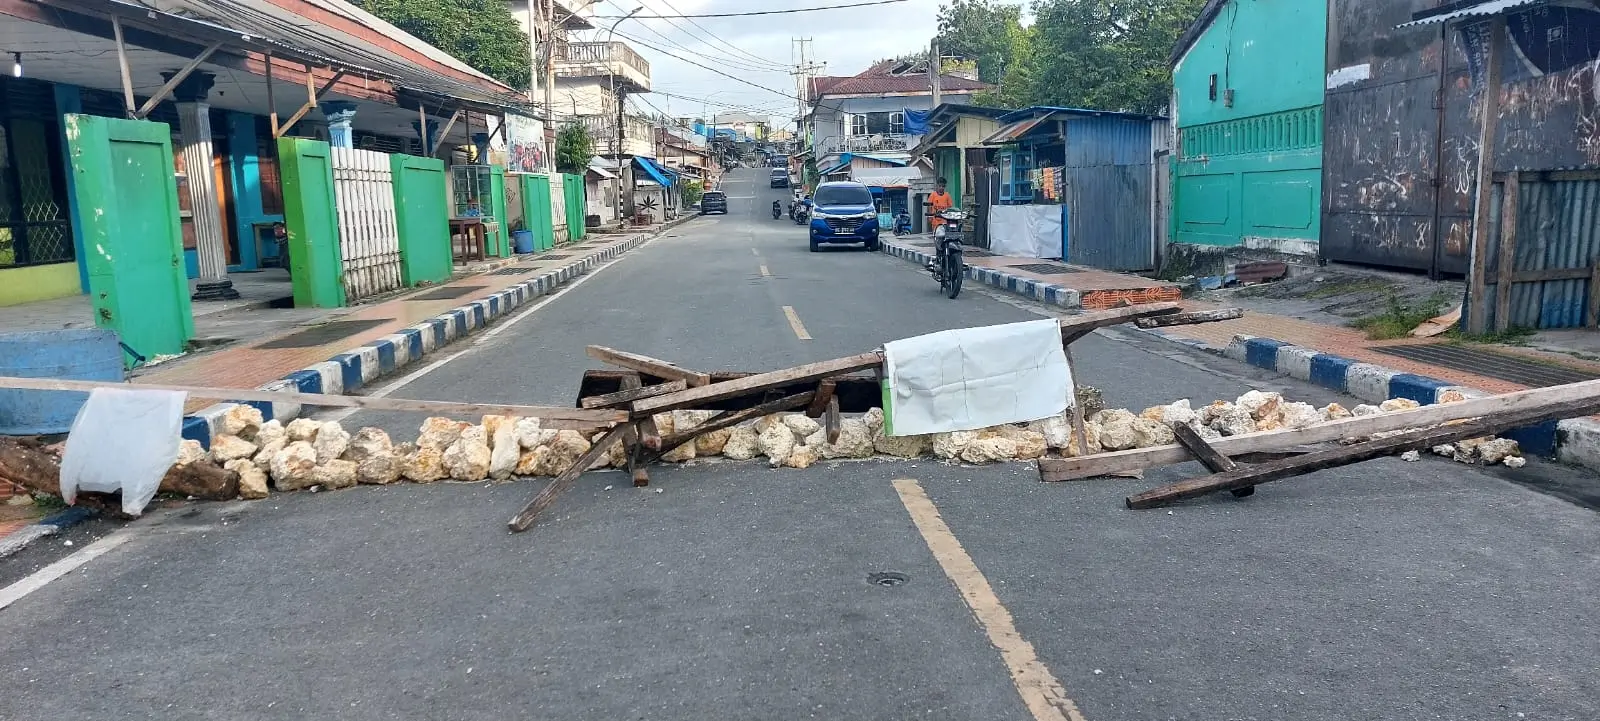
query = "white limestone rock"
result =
(1029, 414, 1074, 450)
(1400, 450, 1422, 462)
(269, 441, 319, 491)
(174, 439, 209, 466)
(1128, 418, 1175, 448)
(285, 417, 322, 442)
(221, 404, 265, 439)
(346, 428, 403, 485)
(993, 425, 1048, 460)
(1476, 438, 1521, 465)
(1275, 402, 1322, 430)
(863, 408, 886, 434)
(516, 446, 551, 476)
(1098, 417, 1140, 451)
(253, 437, 285, 472)
(1432, 444, 1456, 457)
(817, 418, 875, 460)
(253, 419, 286, 450)
(224, 459, 270, 500)
(516, 418, 557, 449)
(1380, 398, 1421, 412)
(210, 434, 259, 463)
(311, 459, 359, 490)
(932, 430, 978, 460)
(1210, 407, 1257, 437)
(757, 422, 796, 467)
(782, 414, 822, 439)
(874, 427, 931, 458)
(960, 437, 1018, 464)
(1198, 401, 1235, 426)
(535, 430, 592, 476)
(1352, 404, 1383, 417)
(402, 445, 447, 483)
(1503, 455, 1527, 469)
(1236, 390, 1283, 420)
(417, 417, 470, 450)
(695, 427, 735, 457)
(723, 425, 762, 461)
(443, 438, 492, 481)
(488, 417, 520, 480)
(312, 421, 351, 464)
(784, 443, 820, 469)
(1320, 403, 1353, 421)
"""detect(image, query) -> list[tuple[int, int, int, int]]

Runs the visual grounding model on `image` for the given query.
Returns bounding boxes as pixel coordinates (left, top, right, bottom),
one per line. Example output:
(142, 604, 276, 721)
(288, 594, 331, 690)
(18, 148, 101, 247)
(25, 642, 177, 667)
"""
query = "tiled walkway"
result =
(889, 236, 1180, 307)
(132, 234, 645, 409)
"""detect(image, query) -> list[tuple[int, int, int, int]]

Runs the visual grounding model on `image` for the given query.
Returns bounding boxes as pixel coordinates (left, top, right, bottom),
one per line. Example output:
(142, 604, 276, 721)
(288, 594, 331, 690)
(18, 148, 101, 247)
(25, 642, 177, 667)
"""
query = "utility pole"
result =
(929, 37, 942, 107)
(543, 0, 557, 168)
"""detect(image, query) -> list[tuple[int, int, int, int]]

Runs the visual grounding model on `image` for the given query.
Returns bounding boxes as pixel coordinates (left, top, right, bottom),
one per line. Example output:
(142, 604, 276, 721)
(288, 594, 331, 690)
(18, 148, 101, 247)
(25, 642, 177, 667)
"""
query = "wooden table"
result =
(449, 217, 487, 264)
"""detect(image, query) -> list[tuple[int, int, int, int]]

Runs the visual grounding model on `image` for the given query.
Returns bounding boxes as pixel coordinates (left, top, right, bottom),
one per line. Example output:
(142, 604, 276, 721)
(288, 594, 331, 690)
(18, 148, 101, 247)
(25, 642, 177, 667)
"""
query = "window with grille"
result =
(849, 114, 866, 136)
(0, 77, 72, 268)
(890, 112, 905, 134)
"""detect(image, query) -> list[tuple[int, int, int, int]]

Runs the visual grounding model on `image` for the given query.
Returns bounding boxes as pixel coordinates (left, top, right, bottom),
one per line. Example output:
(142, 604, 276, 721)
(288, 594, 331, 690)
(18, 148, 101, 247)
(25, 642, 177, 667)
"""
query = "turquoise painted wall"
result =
(226, 112, 284, 271)
(1171, 0, 1327, 250)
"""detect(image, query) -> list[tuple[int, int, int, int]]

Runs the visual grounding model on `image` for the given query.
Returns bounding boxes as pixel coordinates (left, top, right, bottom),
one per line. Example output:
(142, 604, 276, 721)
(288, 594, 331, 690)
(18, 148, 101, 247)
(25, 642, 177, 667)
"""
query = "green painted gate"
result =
(488, 166, 509, 258)
(64, 114, 193, 366)
(528, 174, 555, 251)
(390, 154, 451, 285)
(278, 137, 345, 308)
(563, 173, 586, 241)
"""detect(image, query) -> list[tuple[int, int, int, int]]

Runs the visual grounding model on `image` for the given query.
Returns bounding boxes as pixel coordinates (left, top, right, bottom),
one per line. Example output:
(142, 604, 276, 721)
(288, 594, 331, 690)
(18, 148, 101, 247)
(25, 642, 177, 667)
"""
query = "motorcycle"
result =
(772, 201, 783, 220)
(929, 208, 966, 299)
(792, 203, 810, 226)
(892, 212, 912, 236)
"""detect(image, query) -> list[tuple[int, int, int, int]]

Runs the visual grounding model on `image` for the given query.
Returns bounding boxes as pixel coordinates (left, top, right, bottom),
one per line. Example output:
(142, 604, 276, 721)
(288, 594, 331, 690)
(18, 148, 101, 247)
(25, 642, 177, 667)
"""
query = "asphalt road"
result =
(3, 168, 1599, 721)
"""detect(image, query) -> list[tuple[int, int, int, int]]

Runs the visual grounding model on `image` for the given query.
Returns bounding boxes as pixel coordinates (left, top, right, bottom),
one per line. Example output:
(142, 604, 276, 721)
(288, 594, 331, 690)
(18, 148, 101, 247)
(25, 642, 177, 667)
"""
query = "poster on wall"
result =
(505, 113, 548, 173)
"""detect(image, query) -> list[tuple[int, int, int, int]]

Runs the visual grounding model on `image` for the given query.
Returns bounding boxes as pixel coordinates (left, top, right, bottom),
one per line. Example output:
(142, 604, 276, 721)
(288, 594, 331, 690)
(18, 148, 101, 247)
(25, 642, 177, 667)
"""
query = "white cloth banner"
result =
(883, 319, 1072, 436)
(987, 204, 1062, 259)
(59, 387, 186, 516)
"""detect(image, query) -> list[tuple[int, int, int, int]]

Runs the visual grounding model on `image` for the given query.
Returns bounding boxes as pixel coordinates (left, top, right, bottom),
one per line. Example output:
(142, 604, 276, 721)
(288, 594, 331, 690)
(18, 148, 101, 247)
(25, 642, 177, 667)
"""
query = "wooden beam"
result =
(1065, 347, 1090, 457)
(1466, 16, 1507, 335)
(630, 352, 885, 416)
(0, 376, 624, 428)
(805, 379, 837, 418)
(650, 391, 816, 462)
(433, 109, 463, 158)
(1588, 263, 1600, 328)
(586, 346, 712, 387)
(1513, 267, 1593, 283)
(133, 41, 223, 119)
(265, 52, 278, 137)
(112, 17, 137, 117)
(274, 69, 347, 138)
(578, 379, 687, 409)
(825, 396, 841, 444)
(1038, 377, 1600, 482)
(1172, 422, 1255, 498)
(1059, 303, 1181, 344)
(1134, 307, 1243, 329)
(1493, 171, 1519, 332)
(507, 423, 631, 532)
(1126, 393, 1600, 509)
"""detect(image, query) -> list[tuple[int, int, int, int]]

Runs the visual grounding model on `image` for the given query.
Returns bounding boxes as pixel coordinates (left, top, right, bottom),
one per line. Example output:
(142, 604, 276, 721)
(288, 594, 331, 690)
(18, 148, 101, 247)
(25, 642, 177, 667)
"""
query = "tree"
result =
(354, 0, 531, 90)
(935, 0, 1030, 86)
(680, 180, 704, 207)
(555, 123, 594, 174)
(1026, 0, 1205, 114)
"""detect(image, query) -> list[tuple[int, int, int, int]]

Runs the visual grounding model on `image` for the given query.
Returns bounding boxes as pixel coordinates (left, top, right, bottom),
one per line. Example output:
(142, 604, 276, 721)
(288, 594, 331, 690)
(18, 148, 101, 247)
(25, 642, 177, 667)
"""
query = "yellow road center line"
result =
(760, 265, 771, 277)
(892, 479, 1086, 721)
(782, 305, 812, 340)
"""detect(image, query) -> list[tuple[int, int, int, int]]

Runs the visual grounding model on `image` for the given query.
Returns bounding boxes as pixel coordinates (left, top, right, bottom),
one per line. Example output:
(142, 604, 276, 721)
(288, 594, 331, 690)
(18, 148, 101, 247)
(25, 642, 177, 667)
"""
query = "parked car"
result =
(699, 191, 728, 215)
(769, 168, 790, 188)
(807, 181, 880, 252)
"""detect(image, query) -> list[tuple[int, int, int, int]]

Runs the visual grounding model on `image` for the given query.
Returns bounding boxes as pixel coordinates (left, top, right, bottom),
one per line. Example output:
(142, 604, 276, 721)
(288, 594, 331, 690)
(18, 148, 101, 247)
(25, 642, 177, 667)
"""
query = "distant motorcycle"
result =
(792, 203, 810, 226)
(772, 201, 783, 220)
(893, 212, 912, 236)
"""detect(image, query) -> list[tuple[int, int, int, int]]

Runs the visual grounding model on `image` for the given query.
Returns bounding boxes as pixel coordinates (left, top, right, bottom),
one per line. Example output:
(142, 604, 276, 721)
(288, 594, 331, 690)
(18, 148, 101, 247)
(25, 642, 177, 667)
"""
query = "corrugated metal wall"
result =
(1480, 172, 1600, 330)
(1061, 117, 1158, 271)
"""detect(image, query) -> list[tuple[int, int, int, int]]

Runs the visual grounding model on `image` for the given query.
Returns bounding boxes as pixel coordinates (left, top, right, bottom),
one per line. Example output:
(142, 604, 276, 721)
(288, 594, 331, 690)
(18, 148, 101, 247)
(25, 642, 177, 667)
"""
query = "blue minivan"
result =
(808, 181, 880, 252)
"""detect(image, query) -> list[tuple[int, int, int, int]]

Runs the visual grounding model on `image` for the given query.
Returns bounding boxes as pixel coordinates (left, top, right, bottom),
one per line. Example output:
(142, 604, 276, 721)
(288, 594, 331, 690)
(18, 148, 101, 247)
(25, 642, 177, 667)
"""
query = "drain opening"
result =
(868, 572, 909, 587)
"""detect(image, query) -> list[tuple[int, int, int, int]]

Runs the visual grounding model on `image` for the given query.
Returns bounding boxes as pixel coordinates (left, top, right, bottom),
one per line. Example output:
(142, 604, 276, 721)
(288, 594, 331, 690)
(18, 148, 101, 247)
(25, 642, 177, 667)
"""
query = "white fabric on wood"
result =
(883, 319, 1071, 436)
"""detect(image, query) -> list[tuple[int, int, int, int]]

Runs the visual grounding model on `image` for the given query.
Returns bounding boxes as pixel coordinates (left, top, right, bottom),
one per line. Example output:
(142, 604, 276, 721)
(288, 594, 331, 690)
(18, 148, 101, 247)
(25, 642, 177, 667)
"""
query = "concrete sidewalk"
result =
(880, 236, 1180, 309)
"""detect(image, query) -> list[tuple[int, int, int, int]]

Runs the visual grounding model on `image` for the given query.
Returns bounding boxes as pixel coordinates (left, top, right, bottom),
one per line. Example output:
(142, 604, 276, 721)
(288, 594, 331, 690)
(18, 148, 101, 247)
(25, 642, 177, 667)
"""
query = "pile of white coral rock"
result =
(167, 387, 1525, 500)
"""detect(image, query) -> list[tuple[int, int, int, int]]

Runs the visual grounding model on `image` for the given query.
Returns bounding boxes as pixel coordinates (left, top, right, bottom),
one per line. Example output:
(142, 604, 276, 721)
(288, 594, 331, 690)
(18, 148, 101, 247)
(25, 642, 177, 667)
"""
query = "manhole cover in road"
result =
(257, 319, 392, 349)
(867, 572, 909, 587)
(1009, 262, 1083, 275)
(1370, 344, 1600, 388)
(488, 266, 535, 276)
(407, 285, 486, 301)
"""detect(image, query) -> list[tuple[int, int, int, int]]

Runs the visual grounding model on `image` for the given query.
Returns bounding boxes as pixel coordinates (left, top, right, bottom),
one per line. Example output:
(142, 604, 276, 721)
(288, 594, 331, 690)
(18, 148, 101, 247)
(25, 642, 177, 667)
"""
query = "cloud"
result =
(586, 0, 942, 128)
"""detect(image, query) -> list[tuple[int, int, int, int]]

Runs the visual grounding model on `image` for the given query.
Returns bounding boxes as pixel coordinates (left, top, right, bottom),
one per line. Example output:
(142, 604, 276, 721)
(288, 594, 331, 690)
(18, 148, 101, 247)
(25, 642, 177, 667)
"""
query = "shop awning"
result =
(981, 116, 1051, 145)
(1398, 0, 1546, 28)
(633, 156, 673, 186)
(853, 166, 925, 189)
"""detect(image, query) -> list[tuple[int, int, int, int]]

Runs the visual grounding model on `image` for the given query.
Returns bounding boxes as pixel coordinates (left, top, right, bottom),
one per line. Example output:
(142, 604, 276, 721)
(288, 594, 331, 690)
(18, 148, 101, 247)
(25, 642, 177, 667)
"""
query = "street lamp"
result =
(608, 6, 643, 223)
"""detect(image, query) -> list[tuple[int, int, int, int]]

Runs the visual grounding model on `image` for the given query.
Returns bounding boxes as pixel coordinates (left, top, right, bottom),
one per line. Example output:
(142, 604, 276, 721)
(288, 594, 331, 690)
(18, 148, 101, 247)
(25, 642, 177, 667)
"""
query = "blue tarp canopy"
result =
(633, 156, 673, 186)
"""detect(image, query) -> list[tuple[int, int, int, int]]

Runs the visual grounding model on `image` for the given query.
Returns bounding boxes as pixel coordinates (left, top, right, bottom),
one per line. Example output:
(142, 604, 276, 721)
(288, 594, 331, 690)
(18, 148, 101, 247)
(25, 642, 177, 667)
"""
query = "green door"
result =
(391, 154, 451, 285)
(278, 137, 345, 308)
(488, 166, 509, 258)
(564, 173, 586, 240)
(63, 114, 193, 366)
(530, 174, 554, 251)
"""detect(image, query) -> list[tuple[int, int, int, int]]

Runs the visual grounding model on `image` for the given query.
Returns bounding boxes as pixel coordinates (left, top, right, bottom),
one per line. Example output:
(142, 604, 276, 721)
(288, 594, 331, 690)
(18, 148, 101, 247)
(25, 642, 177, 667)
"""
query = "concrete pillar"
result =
(412, 118, 440, 156)
(323, 101, 357, 149)
(170, 71, 239, 300)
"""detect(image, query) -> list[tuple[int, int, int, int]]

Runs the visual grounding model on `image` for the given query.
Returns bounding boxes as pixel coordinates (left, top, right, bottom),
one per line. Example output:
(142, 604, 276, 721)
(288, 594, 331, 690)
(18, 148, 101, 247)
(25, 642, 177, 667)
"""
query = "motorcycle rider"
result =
(772, 199, 782, 219)
(926, 177, 954, 270)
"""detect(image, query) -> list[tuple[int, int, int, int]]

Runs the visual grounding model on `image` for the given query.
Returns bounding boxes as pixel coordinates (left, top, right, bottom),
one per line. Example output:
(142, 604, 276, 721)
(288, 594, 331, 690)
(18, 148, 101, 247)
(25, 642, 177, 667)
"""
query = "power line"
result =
(595, 0, 909, 18)
(611, 28, 798, 102)
(618, 6, 788, 74)
(640, 0, 792, 72)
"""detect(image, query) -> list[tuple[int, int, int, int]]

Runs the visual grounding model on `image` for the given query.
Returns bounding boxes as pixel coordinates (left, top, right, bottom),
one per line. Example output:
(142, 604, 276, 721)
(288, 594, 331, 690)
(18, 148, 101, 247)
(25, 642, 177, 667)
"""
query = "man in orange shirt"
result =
(927, 177, 954, 231)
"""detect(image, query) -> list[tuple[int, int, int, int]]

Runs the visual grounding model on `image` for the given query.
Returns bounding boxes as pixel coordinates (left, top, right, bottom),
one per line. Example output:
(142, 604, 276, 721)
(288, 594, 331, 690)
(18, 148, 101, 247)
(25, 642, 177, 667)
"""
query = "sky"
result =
(576, 0, 943, 130)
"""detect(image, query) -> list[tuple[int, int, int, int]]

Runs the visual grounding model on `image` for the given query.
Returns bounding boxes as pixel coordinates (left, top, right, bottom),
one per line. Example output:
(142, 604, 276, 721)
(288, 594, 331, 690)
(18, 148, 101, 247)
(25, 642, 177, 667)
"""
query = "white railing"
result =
(330, 147, 403, 303)
(816, 133, 919, 156)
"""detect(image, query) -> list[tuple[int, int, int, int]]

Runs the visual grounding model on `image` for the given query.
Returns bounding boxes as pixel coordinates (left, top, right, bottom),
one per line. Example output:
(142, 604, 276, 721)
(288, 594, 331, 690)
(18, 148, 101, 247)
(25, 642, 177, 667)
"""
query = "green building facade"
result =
(1171, 0, 1327, 256)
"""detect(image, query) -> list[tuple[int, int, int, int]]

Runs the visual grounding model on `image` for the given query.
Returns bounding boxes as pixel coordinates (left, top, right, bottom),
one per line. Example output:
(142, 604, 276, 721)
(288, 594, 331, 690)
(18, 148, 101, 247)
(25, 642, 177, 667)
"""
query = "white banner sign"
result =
(505, 113, 548, 173)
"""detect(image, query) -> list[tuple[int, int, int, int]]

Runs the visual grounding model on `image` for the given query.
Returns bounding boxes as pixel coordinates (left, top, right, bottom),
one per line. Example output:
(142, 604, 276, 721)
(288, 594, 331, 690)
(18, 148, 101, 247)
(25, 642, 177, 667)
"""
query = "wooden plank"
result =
(650, 391, 817, 461)
(133, 42, 223, 119)
(0, 375, 625, 428)
(630, 352, 885, 416)
(825, 396, 841, 444)
(805, 379, 837, 418)
(615, 373, 660, 453)
(1126, 394, 1600, 509)
(1512, 267, 1593, 283)
(1038, 377, 1600, 482)
(1064, 347, 1090, 457)
(112, 18, 137, 117)
(578, 379, 687, 409)
(507, 424, 631, 532)
(1134, 307, 1243, 329)
(1466, 16, 1506, 335)
(1059, 303, 1181, 344)
(1588, 263, 1600, 328)
(1494, 171, 1519, 332)
(1171, 423, 1236, 473)
(586, 346, 712, 387)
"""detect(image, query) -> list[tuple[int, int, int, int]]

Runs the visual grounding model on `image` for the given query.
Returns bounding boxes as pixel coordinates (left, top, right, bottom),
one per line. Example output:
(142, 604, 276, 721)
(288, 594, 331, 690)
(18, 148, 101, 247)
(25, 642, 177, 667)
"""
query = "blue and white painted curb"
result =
(1134, 327, 1600, 467)
(0, 506, 93, 559)
(177, 230, 664, 449)
(881, 240, 1083, 309)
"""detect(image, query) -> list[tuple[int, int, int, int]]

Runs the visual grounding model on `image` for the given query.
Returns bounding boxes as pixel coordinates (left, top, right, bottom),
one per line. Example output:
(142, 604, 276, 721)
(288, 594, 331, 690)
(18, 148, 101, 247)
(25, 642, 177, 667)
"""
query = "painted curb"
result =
(178, 224, 681, 448)
(1132, 326, 1600, 464)
(879, 240, 1083, 309)
(0, 506, 93, 559)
